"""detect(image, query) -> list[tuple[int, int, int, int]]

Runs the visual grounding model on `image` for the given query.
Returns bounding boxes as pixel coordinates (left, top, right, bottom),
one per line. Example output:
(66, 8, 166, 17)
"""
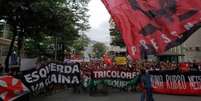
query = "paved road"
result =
(31, 90, 201, 101)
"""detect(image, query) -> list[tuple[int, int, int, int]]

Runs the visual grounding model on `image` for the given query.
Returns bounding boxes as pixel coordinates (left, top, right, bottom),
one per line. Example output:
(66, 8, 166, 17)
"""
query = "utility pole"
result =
(54, 36, 57, 61)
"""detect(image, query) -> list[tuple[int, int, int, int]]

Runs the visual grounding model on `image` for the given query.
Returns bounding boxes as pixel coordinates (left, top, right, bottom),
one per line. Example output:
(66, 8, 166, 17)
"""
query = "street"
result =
(30, 90, 201, 101)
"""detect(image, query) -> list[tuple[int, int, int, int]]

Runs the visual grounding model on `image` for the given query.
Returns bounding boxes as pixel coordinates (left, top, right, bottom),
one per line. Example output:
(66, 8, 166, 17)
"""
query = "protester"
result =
(191, 60, 199, 71)
(35, 55, 48, 69)
(89, 68, 96, 96)
(139, 69, 154, 101)
(198, 63, 201, 71)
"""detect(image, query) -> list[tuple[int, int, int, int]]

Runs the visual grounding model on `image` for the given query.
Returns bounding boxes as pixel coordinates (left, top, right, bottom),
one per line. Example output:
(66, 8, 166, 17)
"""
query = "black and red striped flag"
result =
(102, 0, 201, 60)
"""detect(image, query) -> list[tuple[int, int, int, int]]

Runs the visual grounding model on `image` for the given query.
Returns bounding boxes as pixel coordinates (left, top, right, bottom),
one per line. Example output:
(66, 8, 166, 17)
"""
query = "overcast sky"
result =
(85, 0, 111, 45)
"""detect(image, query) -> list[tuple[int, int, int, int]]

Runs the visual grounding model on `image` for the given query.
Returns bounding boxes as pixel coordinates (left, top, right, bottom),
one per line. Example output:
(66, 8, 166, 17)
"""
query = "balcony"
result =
(0, 37, 11, 46)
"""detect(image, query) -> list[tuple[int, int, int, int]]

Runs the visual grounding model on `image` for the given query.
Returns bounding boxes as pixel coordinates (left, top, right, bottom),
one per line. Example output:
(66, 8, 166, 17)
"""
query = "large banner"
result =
(150, 71, 201, 95)
(84, 69, 139, 88)
(84, 68, 201, 95)
(22, 63, 80, 92)
(102, 0, 201, 60)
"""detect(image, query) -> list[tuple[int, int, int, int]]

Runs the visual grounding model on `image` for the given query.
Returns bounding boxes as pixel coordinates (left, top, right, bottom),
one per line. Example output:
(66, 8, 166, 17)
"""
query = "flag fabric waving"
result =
(0, 75, 29, 101)
(103, 53, 113, 65)
(102, 0, 201, 60)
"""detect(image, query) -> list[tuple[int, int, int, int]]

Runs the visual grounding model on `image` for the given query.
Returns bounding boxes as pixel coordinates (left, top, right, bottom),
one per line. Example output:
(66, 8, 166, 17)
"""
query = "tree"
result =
(72, 34, 90, 55)
(0, 0, 90, 72)
(92, 42, 107, 58)
(110, 26, 125, 48)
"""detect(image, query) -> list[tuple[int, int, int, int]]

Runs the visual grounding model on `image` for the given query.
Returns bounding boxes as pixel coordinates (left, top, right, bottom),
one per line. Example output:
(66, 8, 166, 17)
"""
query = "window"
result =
(2, 46, 9, 56)
(195, 47, 201, 51)
(0, 24, 3, 37)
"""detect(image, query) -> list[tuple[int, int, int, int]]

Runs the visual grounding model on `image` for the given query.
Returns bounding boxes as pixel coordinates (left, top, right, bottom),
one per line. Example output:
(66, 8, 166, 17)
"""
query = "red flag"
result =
(103, 53, 113, 65)
(0, 75, 29, 101)
(102, 0, 201, 60)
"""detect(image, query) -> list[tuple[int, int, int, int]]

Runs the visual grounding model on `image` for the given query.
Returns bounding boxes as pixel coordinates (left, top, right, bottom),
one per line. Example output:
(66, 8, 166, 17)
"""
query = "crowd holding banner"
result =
(80, 60, 201, 95)
(83, 68, 201, 95)
(22, 62, 80, 92)
(1, 0, 201, 101)
(1, 60, 201, 101)
(90, 69, 138, 88)
(150, 71, 201, 95)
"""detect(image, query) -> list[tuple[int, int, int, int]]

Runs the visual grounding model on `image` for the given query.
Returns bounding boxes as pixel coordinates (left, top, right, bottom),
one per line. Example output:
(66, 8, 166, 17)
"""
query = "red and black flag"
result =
(102, 0, 201, 60)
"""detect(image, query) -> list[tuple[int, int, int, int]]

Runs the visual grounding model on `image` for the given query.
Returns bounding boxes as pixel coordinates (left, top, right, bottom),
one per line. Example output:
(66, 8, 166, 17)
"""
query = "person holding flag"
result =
(102, 52, 113, 66)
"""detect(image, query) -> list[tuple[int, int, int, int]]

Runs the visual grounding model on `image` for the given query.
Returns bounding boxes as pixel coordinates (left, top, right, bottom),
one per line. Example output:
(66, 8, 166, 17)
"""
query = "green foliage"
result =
(0, 0, 90, 71)
(72, 34, 90, 54)
(0, 0, 90, 57)
(110, 27, 125, 48)
(24, 35, 54, 58)
(93, 42, 107, 58)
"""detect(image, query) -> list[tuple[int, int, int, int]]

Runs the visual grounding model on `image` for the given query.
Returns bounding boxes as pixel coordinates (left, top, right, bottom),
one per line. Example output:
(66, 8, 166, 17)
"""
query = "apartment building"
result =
(169, 28, 201, 62)
(0, 20, 12, 64)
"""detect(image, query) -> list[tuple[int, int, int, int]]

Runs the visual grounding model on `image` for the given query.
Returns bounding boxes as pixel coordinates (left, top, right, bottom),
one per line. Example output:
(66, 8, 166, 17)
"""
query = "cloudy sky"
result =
(85, 0, 111, 45)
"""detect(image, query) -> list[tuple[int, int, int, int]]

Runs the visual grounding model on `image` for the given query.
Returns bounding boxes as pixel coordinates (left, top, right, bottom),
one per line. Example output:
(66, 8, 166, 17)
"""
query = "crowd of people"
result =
(76, 59, 201, 100)
(1, 56, 200, 101)
(79, 60, 201, 74)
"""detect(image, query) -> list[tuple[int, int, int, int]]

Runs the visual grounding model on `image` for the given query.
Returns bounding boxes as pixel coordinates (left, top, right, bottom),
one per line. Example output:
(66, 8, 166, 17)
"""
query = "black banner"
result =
(93, 70, 138, 80)
(85, 69, 139, 88)
(22, 63, 80, 92)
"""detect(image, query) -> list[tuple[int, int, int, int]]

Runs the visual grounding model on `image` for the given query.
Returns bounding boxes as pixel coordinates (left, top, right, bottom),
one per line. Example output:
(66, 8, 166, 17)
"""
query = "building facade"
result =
(169, 28, 201, 62)
(0, 20, 12, 64)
